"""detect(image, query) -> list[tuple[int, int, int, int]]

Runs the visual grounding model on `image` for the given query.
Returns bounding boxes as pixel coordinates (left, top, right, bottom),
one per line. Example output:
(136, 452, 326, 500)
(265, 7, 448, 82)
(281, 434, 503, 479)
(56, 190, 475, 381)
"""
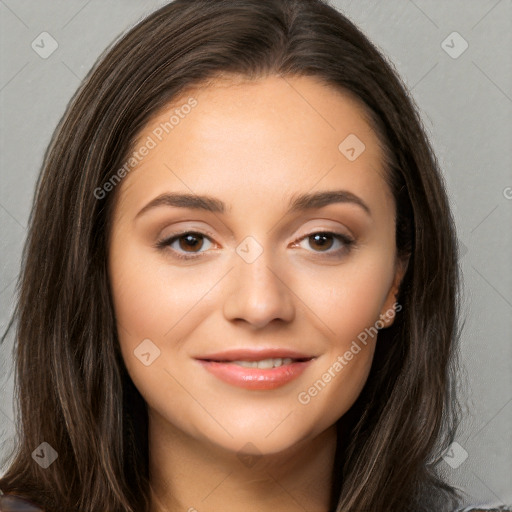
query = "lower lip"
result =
(196, 359, 314, 390)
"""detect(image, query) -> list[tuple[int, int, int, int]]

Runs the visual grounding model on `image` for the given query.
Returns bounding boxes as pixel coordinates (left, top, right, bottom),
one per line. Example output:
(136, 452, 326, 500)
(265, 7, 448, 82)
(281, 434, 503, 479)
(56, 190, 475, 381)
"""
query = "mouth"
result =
(194, 350, 317, 390)
(199, 356, 313, 368)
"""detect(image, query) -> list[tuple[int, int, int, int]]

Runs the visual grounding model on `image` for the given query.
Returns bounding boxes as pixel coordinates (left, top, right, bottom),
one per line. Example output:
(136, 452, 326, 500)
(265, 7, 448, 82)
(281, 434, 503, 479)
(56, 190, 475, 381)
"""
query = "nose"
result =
(223, 245, 295, 330)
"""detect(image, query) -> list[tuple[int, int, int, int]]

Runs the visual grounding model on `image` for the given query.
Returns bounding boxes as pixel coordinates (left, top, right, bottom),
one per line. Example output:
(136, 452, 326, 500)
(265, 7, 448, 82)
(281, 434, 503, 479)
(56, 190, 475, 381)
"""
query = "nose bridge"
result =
(223, 234, 295, 327)
(235, 234, 285, 286)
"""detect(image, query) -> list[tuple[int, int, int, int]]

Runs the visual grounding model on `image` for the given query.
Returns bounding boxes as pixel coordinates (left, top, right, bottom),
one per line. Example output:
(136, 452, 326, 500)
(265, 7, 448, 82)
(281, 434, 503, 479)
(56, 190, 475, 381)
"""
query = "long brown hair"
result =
(0, 0, 463, 510)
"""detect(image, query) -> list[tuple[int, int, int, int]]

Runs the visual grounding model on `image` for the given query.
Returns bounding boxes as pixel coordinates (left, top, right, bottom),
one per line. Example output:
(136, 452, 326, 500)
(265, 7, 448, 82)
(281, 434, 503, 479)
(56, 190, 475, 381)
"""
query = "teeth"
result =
(231, 357, 294, 369)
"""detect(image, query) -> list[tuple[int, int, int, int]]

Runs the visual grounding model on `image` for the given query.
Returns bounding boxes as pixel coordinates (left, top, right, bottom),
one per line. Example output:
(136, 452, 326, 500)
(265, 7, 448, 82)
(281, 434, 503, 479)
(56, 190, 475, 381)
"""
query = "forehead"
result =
(114, 74, 390, 216)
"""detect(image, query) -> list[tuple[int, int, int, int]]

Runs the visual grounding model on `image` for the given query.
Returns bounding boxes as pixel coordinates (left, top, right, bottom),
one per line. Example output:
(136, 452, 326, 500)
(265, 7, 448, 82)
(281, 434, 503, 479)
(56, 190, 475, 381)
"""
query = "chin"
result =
(179, 406, 332, 459)
(201, 428, 315, 459)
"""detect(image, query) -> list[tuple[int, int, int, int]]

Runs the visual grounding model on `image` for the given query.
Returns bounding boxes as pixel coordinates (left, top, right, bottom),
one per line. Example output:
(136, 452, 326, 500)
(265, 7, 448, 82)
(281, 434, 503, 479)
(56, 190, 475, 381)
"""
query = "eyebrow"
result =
(135, 189, 371, 219)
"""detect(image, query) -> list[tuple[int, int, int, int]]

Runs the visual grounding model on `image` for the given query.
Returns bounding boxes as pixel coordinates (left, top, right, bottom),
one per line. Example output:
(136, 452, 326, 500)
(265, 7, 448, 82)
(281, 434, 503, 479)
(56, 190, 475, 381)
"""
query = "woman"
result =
(0, 0, 467, 510)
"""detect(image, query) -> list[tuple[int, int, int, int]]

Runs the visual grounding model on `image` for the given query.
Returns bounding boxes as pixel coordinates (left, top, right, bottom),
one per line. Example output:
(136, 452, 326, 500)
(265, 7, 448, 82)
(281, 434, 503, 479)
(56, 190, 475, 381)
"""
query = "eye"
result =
(293, 231, 355, 258)
(155, 231, 214, 260)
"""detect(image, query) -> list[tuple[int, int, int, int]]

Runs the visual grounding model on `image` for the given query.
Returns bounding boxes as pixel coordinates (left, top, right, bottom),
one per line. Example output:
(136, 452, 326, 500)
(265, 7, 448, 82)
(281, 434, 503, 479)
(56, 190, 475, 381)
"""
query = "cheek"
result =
(296, 343, 376, 434)
(307, 254, 396, 345)
(294, 298, 381, 430)
(293, 253, 394, 414)
(108, 243, 204, 423)
(109, 238, 207, 344)
(108, 239, 228, 409)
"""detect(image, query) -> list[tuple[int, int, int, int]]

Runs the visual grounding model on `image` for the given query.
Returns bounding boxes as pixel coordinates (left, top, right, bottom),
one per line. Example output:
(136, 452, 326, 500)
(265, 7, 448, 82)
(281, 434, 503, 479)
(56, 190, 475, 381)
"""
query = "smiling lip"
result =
(194, 348, 316, 390)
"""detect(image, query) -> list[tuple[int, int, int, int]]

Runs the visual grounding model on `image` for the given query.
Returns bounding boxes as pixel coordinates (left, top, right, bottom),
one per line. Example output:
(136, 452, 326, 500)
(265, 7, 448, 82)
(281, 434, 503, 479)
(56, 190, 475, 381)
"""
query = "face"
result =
(108, 74, 406, 456)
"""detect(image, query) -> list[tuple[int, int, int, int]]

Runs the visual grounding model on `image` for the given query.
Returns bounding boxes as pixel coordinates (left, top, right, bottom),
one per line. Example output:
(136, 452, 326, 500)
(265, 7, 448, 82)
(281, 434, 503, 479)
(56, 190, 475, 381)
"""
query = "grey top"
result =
(0, 494, 44, 511)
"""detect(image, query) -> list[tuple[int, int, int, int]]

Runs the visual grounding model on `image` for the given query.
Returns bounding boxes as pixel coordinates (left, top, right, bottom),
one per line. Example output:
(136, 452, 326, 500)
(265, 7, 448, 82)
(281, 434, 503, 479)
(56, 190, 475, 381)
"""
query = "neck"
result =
(148, 410, 338, 512)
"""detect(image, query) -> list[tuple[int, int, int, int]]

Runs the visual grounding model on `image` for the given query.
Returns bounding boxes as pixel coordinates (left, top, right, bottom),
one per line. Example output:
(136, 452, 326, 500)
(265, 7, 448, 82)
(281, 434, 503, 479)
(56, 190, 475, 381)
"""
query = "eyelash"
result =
(155, 230, 355, 261)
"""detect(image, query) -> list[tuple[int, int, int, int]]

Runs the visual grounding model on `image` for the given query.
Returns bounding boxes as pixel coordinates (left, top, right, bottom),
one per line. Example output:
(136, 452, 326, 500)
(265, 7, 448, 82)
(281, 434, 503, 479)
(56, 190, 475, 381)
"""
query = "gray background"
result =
(0, 0, 511, 507)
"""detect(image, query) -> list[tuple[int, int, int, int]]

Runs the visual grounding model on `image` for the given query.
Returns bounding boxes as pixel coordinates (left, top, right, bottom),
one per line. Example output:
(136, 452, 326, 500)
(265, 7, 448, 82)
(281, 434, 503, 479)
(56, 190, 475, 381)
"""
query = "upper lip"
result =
(195, 348, 316, 362)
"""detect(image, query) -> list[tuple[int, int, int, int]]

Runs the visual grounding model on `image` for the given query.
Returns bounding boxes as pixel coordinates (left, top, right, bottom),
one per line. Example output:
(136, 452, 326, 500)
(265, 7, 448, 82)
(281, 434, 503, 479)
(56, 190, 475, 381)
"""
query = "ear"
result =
(378, 253, 409, 328)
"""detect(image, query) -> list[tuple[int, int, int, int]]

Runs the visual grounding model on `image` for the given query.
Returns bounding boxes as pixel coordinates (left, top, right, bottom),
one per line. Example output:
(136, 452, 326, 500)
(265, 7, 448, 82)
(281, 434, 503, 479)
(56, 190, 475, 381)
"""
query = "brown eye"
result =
(295, 231, 355, 257)
(155, 231, 214, 260)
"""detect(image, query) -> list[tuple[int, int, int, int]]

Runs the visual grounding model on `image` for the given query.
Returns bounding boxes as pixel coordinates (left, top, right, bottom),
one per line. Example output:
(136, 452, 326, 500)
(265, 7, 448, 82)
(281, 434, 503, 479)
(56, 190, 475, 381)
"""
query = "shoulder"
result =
(0, 493, 45, 511)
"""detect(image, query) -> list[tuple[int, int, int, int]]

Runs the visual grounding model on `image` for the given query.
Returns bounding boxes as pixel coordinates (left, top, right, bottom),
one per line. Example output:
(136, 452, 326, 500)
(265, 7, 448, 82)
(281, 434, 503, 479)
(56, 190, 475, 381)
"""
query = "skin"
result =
(108, 74, 408, 512)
